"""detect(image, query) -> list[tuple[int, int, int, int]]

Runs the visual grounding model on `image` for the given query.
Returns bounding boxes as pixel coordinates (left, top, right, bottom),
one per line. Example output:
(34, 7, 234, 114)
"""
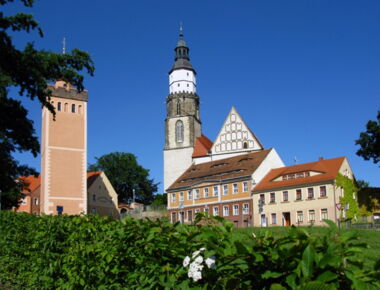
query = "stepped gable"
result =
(192, 135, 213, 157)
(168, 149, 272, 191)
(254, 157, 346, 192)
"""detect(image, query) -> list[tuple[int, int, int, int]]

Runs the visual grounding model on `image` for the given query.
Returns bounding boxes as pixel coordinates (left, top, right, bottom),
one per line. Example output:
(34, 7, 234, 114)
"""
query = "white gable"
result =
(210, 107, 263, 156)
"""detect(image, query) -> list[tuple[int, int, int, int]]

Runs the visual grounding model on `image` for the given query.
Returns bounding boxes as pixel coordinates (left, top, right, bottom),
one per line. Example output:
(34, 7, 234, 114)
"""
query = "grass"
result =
(235, 225, 380, 270)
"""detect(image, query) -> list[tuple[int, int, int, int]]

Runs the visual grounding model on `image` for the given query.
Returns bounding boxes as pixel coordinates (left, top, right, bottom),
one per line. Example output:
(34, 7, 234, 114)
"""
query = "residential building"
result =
(253, 157, 354, 226)
(167, 148, 284, 227)
(15, 176, 41, 214)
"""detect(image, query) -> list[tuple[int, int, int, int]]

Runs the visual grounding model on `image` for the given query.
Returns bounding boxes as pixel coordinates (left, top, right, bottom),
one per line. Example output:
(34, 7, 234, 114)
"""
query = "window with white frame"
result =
(308, 210, 315, 222)
(296, 211, 303, 223)
(243, 181, 248, 192)
(271, 213, 277, 224)
(233, 183, 238, 194)
(282, 191, 288, 202)
(259, 194, 265, 204)
(233, 204, 239, 215)
(223, 205, 229, 216)
(321, 208, 328, 220)
(34, 198, 38, 205)
(307, 188, 314, 199)
(270, 192, 276, 203)
(223, 184, 228, 195)
(171, 193, 176, 203)
(320, 186, 327, 198)
(213, 186, 219, 197)
(179, 192, 184, 201)
(187, 190, 192, 200)
(213, 207, 219, 216)
(296, 189, 302, 200)
(195, 189, 200, 199)
(204, 187, 209, 198)
(242, 203, 249, 214)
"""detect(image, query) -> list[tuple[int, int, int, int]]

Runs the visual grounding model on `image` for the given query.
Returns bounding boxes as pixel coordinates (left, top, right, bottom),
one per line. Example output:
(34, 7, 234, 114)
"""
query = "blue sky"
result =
(7, 0, 380, 193)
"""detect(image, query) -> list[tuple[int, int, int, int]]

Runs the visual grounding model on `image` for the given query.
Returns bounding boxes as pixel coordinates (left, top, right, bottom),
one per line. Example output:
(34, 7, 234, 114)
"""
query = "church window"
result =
(176, 101, 181, 115)
(243, 142, 248, 149)
(71, 104, 75, 113)
(57, 102, 61, 111)
(175, 120, 184, 143)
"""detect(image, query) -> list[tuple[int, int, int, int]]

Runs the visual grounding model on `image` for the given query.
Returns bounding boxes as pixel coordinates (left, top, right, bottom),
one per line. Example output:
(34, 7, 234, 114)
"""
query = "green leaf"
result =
(323, 219, 338, 231)
(270, 283, 287, 290)
(300, 281, 336, 290)
(316, 271, 338, 283)
(262, 270, 283, 279)
(301, 245, 315, 278)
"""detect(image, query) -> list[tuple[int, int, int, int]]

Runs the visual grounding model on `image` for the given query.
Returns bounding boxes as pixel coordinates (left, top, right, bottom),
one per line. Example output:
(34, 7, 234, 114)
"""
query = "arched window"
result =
(57, 102, 61, 111)
(243, 142, 248, 149)
(176, 120, 184, 143)
(71, 104, 75, 113)
(176, 100, 181, 115)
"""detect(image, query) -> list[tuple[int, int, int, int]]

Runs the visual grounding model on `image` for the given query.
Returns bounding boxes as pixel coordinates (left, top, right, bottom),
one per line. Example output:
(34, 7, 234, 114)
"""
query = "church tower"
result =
(40, 81, 87, 215)
(164, 26, 202, 191)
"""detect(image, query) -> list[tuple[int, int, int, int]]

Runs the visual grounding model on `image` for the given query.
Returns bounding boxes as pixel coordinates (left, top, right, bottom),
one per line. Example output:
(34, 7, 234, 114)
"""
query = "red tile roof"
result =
(253, 157, 346, 192)
(87, 171, 102, 188)
(19, 176, 41, 194)
(192, 135, 213, 158)
(168, 149, 272, 191)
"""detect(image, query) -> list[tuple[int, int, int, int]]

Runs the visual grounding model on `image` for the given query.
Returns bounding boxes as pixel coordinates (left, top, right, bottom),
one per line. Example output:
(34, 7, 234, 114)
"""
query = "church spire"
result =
(175, 23, 190, 61)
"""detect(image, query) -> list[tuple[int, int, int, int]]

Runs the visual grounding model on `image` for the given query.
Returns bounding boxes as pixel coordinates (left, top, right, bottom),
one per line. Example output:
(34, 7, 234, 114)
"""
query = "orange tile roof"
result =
(192, 135, 213, 158)
(19, 176, 41, 194)
(253, 157, 346, 192)
(168, 149, 272, 191)
(87, 171, 102, 188)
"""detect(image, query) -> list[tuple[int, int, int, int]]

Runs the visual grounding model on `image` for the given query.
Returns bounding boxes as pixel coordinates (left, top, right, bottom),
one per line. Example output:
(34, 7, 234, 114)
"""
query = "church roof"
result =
(192, 135, 213, 158)
(254, 157, 346, 192)
(168, 149, 273, 191)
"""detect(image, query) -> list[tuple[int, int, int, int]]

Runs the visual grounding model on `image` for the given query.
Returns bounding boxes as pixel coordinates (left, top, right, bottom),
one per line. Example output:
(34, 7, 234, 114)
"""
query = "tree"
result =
(355, 111, 380, 165)
(0, 0, 95, 209)
(88, 152, 159, 204)
(150, 193, 167, 206)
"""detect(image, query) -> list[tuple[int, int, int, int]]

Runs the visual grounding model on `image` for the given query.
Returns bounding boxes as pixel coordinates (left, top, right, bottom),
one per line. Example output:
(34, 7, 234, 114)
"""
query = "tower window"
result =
(71, 104, 75, 113)
(176, 120, 184, 143)
(176, 100, 181, 115)
(57, 102, 61, 111)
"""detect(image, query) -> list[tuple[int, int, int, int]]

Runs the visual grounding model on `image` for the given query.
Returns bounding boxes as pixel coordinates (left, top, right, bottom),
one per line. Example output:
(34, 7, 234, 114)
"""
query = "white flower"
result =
(183, 256, 190, 267)
(188, 261, 204, 282)
(194, 255, 203, 264)
(192, 250, 201, 258)
(199, 247, 206, 251)
(205, 256, 216, 269)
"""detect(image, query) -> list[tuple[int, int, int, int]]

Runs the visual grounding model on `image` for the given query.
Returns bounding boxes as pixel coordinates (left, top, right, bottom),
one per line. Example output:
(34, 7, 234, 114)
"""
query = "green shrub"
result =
(0, 211, 379, 289)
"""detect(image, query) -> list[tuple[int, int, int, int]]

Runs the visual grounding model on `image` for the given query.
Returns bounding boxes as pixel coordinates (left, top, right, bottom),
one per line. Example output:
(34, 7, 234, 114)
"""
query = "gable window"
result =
(213, 207, 219, 216)
(282, 191, 288, 202)
(270, 192, 276, 203)
(233, 183, 238, 194)
(195, 189, 200, 199)
(187, 190, 192, 200)
(223, 184, 228, 195)
(320, 186, 327, 198)
(175, 120, 184, 143)
(171, 193, 176, 203)
(296, 189, 302, 200)
(179, 192, 184, 202)
(243, 181, 248, 192)
(243, 203, 249, 214)
(213, 186, 219, 197)
(204, 187, 209, 198)
(223, 205, 229, 216)
(233, 204, 239, 215)
(307, 188, 314, 199)
(71, 104, 75, 113)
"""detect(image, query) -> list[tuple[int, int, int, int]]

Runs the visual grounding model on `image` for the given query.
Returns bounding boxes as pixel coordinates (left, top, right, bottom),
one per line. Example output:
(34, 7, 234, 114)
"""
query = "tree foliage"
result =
(355, 111, 380, 165)
(0, 0, 95, 209)
(88, 152, 158, 204)
(336, 173, 359, 220)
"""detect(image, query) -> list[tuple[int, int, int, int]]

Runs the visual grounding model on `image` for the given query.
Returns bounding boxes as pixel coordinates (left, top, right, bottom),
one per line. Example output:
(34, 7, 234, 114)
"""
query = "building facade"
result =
(40, 81, 88, 215)
(167, 149, 284, 227)
(252, 157, 353, 227)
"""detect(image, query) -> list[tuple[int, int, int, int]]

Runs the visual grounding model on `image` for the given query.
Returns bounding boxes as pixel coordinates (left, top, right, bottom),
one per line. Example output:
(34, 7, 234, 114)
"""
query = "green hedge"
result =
(0, 211, 379, 289)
